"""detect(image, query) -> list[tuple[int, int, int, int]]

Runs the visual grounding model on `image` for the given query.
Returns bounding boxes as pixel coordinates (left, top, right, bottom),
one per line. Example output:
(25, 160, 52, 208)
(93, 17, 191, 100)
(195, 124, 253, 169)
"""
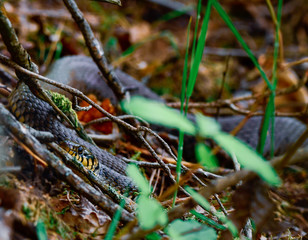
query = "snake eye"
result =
(77, 146, 83, 154)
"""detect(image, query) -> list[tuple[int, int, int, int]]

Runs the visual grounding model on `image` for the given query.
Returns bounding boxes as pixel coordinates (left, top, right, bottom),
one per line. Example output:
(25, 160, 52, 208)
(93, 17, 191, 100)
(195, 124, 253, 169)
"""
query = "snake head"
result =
(59, 140, 99, 171)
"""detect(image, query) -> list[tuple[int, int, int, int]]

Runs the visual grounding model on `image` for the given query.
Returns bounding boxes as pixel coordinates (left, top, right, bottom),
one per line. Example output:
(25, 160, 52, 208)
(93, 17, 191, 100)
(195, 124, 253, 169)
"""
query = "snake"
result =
(59, 140, 99, 171)
(8, 79, 137, 192)
(7, 55, 308, 191)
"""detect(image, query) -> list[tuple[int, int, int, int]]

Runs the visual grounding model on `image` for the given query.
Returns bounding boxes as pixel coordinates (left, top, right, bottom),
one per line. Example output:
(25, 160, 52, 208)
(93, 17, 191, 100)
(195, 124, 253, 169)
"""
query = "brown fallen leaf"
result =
(60, 196, 111, 238)
(77, 94, 116, 134)
(221, 179, 290, 239)
(254, 56, 308, 114)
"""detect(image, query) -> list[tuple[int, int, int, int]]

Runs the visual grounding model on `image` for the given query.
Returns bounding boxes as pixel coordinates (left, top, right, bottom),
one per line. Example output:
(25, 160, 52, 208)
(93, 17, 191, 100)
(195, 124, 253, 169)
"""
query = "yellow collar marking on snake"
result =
(59, 140, 99, 171)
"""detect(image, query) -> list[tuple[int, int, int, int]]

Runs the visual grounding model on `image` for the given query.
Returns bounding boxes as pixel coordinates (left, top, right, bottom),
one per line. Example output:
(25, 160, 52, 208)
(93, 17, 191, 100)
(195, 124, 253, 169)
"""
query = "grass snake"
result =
(8, 56, 308, 191)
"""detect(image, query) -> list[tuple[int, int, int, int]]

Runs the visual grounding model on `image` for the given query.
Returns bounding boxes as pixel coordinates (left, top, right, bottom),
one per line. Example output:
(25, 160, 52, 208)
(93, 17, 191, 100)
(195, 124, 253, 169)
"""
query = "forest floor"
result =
(0, 0, 308, 239)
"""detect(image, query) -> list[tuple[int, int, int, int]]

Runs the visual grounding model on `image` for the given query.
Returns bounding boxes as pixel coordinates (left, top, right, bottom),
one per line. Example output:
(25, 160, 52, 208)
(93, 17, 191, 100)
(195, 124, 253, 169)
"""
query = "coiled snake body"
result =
(8, 56, 308, 191)
(9, 80, 137, 192)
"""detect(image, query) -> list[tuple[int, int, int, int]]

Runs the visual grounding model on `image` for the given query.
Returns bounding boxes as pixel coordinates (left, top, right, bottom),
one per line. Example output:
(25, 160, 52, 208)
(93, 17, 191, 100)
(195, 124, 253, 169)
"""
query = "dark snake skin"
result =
(217, 116, 307, 156)
(8, 82, 137, 192)
(8, 56, 308, 191)
(45, 56, 308, 157)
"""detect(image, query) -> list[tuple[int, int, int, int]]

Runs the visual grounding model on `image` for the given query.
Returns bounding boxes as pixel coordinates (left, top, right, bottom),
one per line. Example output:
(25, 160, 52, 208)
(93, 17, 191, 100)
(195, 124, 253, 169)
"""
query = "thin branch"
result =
(138, 126, 208, 187)
(0, 4, 95, 144)
(0, 166, 22, 173)
(122, 158, 221, 180)
(49, 142, 136, 213)
(92, 0, 122, 6)
(84, 115, 150, 129)
(136, 132, 178, 186)
(0, 54, 182, 193)
(167, 73, 308, 114)
(62, 0, 125, 100)
(9, 133, 48, 167)
(120, 125, 308, 239)
(0, 53, 136, 131)
(284, 58, 308, 68)
(88, 132, 121, 143)
(73, 96, 92, 111)
(0, 103, 133, 222)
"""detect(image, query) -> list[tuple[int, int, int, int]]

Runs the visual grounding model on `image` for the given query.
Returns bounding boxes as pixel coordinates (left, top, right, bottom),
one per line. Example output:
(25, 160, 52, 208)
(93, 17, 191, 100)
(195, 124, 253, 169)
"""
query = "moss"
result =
(48, 90, 79, 128)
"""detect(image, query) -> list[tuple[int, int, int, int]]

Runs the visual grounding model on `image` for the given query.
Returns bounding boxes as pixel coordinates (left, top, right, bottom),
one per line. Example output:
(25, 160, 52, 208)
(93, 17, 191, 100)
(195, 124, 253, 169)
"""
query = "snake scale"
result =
(9, 80, 137, 192)
(8, 56, 308, 191)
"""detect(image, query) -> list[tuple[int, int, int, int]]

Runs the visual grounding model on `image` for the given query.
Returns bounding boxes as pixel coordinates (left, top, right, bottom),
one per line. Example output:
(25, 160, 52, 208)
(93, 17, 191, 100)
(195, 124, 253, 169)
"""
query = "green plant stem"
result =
(259, 0, 283, 156)
(187, 0, 213, 98)
(212, 0, 272, 91)
(173, 0, 212, 207)
(172, 17, 192, 207)
(105, 193, 127, 240)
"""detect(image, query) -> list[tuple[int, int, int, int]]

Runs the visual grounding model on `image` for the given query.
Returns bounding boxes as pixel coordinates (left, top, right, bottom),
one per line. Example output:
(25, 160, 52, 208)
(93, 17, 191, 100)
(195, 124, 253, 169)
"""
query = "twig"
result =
(0, 4, 94, 144)
(72, 96, 92, 111)
(0, 103, 133, 222)
(120, 125, 308, 239)
(152, 169, 161, 194)
(9, 133, 48, 167)
(49, 142, 136, 213)
(122, 158, 221, 180)
(136, 132, 177, 186)
(214, 193, 228, 216)
(92, 0, 122, 6)
(167, 73, 308, 114)
(0, 166, 22, 173)
(62, 0, 125, 100)
(284, 57, 308, 68)
(0, 53, 178, 184)
(138, 126, 208, 187)
(204, 47, 263, 58)
(26, 127, 55, 142)
(88, 132, 121, 143)
(0, 54, 205, 194)
(84, 115, 150, 129)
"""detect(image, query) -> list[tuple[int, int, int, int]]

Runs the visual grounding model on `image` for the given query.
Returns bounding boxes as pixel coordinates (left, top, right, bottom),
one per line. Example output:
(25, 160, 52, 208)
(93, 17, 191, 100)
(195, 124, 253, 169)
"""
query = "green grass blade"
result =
(272, 0, 283, 89)
(180, 19, 192, 112)
(257, 94, 274, 154)
(269, 0, 283, 158)
(105, 195, 126, 240)
(186, 186, 238, 237)
(212, 0, 272, 91)
(258, 0, 283, 156)
(187, 0, 213, 98)
(190, 209, 226, 230)
(173, 18, 192, 207)
(36, 219, 48, 240)
(189, 0, 202, 75)
(175, 131, 185, 178)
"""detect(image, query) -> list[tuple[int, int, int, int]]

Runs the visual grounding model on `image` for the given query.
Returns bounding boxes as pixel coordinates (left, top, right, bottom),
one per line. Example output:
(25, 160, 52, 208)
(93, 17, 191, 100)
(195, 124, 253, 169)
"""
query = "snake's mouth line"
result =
(59, 140, 99, 172)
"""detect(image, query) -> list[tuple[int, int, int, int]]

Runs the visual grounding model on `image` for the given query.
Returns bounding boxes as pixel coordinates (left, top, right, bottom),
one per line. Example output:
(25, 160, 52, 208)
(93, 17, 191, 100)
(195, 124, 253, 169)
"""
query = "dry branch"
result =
(0, 103, 134, 222)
